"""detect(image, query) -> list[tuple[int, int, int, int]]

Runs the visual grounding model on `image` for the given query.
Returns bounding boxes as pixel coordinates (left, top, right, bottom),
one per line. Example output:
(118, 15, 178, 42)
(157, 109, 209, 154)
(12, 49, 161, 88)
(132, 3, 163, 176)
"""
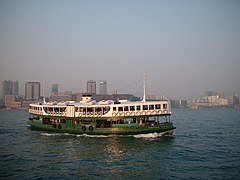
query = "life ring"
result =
(147, 111, 151, 115)
(152, 110, 157, 115)
(82, 126, 86, 131)
(125, 112, 130, 116)
(112, 112, 116, 117)
(89, 126, 93, 131)
(118, 112, 123, 116)
(58, 124, 62, 129)
(158, 110, 162, 114)
(130, 112, 135, 116)
(53, 123, 56, 128)
(98, 112, 102, 117)
(164, 110, 168, 114)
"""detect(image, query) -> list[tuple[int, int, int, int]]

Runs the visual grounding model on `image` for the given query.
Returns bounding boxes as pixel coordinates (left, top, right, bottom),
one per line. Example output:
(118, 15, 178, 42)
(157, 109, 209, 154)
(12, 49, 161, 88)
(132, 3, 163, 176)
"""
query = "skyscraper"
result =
(99, 80, 107, 95)
(25, 82, 41, 100)
(13, 81, 19, 96)
(87, 80, 96, 94)
(2, 80, 19, 99)
(52, 84, 58, 94)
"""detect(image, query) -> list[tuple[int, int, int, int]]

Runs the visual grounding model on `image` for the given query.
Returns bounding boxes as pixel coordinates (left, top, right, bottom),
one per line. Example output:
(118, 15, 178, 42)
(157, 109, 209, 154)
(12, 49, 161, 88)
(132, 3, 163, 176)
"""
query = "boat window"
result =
(143, 105, 148, 110)
(136, 105, 141, 111)
(163, 104, 167, 109)
(103, 107, 110, 114)
(60, 107, 66, 112)
(155, 104, 161, 109)
(130, 106, 135, 111)
(80, 119, 91, 124)
(96, 107, 102, 113)
(61, 119, 66, 123)
(113, 107, 116, 111)
(75, 107, 79, 112)
(124, 106, 129, 111)
(87, 108, 93, 112)
(118, 107, 123, 111)
(149, 105, 154, 110)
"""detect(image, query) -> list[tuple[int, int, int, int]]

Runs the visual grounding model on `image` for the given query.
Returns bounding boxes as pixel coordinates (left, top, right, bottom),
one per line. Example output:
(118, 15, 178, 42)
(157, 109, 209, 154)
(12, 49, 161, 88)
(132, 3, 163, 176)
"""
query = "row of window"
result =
(31, 103, 168, 114)
(30, 106, 42, 111)
(113, 104, 167, 112)
(30, 106, 67, 113)
(43, 107, 67, 113)
(75, 107, 110, 114)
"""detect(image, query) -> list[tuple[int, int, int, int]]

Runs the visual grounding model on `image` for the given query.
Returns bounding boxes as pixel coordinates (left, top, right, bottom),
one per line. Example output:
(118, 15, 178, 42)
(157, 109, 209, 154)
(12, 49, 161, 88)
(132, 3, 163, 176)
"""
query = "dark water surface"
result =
(0, 109, 239, 179)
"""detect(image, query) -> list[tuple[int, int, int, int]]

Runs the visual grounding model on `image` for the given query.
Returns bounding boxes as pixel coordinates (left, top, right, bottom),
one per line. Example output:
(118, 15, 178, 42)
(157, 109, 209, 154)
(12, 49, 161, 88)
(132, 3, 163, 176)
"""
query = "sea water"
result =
(0, 108, 239, 179)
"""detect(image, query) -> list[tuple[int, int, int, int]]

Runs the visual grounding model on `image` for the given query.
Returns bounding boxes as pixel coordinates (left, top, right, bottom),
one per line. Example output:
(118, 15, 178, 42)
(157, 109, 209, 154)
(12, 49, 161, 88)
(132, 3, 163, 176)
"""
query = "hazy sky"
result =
(0, 0, 240, 99)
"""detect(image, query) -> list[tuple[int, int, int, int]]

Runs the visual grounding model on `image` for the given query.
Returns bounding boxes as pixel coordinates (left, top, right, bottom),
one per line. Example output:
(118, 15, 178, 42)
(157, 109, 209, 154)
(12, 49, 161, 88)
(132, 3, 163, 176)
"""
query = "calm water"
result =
(0, 108, 239, 179)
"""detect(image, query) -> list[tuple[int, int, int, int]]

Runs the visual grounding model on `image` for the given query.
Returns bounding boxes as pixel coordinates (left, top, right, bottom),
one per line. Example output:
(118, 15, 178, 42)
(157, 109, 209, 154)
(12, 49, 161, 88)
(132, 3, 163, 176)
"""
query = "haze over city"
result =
(0, 0, 240, 99)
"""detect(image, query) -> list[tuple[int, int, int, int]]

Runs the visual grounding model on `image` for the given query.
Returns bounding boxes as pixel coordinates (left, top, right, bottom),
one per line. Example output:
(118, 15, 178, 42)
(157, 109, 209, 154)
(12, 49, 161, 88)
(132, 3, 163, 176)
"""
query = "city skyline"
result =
(1, 78, 239, 109)
(1, 79, 239, 101)
(0, 1, 239, 99)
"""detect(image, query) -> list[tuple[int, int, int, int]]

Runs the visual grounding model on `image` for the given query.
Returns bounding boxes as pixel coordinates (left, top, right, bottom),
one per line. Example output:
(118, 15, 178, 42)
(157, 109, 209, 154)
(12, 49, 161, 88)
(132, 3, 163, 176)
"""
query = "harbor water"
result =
(0, 108, 239, 179)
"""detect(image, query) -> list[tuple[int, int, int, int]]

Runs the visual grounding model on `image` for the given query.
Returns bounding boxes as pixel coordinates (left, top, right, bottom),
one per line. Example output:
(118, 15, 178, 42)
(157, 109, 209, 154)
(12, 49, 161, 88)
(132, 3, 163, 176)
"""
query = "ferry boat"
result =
(28, 77, 175, 135)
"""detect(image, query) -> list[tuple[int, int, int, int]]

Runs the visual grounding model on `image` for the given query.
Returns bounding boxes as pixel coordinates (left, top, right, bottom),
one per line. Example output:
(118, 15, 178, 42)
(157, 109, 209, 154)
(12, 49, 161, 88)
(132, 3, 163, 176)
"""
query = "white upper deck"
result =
(29, 99, 171, 118)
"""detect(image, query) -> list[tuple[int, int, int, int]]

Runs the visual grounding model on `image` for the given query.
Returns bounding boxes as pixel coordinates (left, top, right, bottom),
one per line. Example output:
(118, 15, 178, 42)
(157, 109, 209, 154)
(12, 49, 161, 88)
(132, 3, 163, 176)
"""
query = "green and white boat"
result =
(28, 76, 175, 135)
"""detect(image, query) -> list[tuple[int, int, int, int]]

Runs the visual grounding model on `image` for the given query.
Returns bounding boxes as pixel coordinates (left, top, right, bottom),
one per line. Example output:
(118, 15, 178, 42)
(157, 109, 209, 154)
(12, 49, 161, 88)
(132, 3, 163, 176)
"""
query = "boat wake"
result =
(76, 134, 111, 138)
(41, 132, 75, 137)
(133, 132, 165, 139)
(40, 132, 171, 140)
(40, 132, 113, 138)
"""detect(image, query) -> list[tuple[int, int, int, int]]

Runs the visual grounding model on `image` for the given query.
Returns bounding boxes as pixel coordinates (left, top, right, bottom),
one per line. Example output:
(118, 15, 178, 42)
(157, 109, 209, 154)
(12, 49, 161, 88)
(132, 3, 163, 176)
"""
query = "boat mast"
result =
(43, 81, 46, 104)
(142, 73, 146, 102)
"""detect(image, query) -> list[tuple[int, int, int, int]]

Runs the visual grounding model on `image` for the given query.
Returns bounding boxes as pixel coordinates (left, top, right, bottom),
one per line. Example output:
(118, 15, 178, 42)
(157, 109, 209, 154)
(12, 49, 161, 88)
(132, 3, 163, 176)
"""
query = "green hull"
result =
(28, 119, 175, 135)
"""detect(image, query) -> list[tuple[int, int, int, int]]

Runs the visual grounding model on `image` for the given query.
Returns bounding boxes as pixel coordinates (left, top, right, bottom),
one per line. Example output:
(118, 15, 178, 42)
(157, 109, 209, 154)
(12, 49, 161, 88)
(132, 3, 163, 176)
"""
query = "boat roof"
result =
(30, 100, 169, 107)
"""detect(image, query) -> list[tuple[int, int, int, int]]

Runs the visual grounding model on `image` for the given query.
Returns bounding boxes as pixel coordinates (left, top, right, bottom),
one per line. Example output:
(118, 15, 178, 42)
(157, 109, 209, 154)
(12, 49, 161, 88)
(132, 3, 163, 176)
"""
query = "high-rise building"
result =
(87, 80, 96, 94)
(25, 82, 41, 100)
(13, 81, 19, 96)
(51, 84, 58, 94)
(2, 80, 19, 99)
(99, 81, 107, 95)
